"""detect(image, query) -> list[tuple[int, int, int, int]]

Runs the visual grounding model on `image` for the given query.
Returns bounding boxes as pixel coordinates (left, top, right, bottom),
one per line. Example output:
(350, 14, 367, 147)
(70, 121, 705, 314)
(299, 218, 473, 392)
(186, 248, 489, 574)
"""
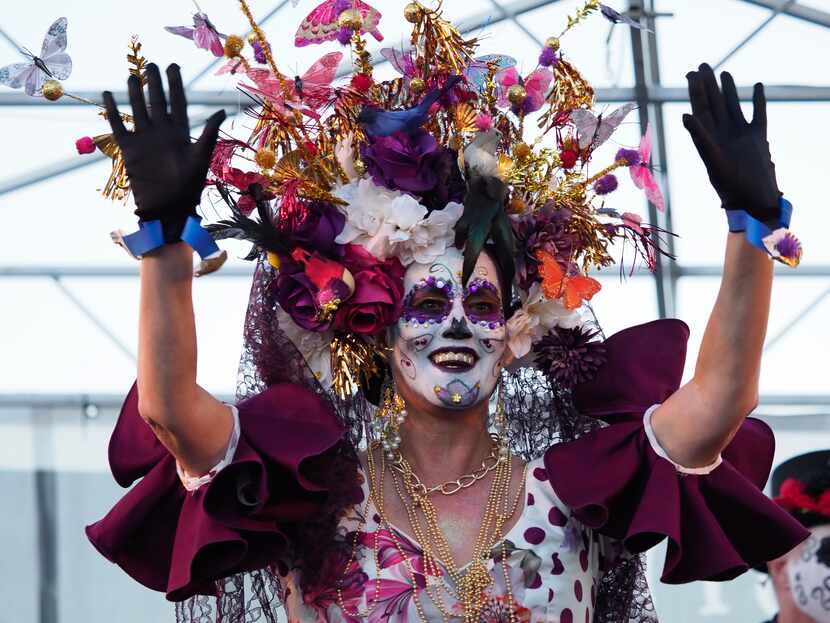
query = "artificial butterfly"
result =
(570, 102, 635, 150)
(630, 125, 665, 212)
(380, 47, 417, 84)
(215, 58, 246, 76)
(295, 0, 383, 47)
(537, 251, 601, 310)
(165, 2, 226, 57)
(0, 17, 72, 96)
(243, 51, 343, 116)
(464, 54, 516, 94)
(599, 4, 653, 32)
(497, 66, 553, 114)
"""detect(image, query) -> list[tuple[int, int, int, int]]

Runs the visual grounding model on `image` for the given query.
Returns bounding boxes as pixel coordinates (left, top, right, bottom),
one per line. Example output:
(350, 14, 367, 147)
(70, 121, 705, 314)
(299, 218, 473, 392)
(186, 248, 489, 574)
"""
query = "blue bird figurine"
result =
(358, 75, 462, 137)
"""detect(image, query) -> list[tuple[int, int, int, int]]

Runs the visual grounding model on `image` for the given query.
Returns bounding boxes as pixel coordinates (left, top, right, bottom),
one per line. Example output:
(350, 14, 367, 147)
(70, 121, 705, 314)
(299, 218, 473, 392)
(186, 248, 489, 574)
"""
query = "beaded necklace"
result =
(335, 438, 527, 622)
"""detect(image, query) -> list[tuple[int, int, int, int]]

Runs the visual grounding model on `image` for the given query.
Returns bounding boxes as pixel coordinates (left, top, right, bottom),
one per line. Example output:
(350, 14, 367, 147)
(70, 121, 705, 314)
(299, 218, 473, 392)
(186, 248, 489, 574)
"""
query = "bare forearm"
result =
(693, 232, 773, 415)
(136, 242, 232, 473)
(137, 242, 198, 424)
(654, 233, 773, 465)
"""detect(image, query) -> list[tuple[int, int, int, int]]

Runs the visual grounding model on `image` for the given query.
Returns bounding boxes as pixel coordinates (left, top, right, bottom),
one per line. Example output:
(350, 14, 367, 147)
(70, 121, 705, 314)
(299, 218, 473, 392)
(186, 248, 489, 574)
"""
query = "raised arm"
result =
(103, 63, 231, 474)
(651, 64, 785, 467)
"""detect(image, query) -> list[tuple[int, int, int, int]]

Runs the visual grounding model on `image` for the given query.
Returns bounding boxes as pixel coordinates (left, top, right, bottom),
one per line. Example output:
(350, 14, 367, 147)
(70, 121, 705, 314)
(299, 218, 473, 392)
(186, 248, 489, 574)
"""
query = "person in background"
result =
(763, 451, 830, 623)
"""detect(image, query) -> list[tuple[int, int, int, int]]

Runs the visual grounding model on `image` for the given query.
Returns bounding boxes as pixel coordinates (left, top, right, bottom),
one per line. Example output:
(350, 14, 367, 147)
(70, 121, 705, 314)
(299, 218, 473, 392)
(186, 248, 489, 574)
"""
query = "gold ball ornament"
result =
(224, 34, 245, 58)
(408, 77, 426, 95)
(337, 9, 363, 31)
(544, 36, 560, 51)
(507, 196, 527, 215)
(507, 84, 527, 106)
(514, 142, 532, 160)
(404, 2, 423, 23)
(255, 148, 277, 170)
(41, 80, 64, 101)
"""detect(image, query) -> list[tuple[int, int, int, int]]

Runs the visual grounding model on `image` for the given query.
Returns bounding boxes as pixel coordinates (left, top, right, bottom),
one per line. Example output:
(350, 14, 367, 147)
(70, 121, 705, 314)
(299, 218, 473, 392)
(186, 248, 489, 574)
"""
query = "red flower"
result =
(335, 245, 404, 335)
(775, 478, 820, 513)
(559, 149, 578, 169)
(75, 136, 96, 155)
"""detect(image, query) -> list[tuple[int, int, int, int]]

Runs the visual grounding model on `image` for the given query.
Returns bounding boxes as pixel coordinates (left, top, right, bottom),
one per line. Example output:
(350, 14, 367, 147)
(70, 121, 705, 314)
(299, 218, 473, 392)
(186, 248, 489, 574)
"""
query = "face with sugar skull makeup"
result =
(390, 246, 508, 413)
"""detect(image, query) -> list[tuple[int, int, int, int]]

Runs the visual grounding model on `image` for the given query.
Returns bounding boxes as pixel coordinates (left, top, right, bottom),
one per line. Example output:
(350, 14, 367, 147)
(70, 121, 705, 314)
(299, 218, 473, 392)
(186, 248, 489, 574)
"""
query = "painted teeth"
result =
(432, 352, 475, 365)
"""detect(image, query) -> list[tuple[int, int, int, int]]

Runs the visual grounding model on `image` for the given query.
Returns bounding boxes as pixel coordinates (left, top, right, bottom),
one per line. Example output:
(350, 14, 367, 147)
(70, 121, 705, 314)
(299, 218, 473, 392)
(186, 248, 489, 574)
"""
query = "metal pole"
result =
(713, 0, 797, 70)
(33, 407, 58, 623)
(628, 0, 675, 318)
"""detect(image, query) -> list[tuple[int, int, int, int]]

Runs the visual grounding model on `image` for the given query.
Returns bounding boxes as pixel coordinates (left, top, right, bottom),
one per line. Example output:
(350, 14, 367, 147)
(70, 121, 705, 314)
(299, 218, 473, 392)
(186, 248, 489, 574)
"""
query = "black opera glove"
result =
(102, 63, 226, 243)
(683, 63, 781, 229)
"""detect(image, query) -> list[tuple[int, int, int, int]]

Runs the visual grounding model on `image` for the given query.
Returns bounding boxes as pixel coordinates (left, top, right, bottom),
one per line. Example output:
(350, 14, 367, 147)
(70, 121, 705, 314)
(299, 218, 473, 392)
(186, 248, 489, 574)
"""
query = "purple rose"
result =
(334, 245, 405, 335)
(285, 201, 345, 255)
(275, 261, 333, 332)
(360, 129, 463, 207)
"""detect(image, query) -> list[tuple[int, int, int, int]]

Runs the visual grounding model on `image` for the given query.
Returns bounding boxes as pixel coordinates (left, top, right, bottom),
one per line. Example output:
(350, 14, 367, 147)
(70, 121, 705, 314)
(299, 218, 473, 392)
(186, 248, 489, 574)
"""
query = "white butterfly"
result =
(0, 17, 72, 96)
(570, 102, 636, 150)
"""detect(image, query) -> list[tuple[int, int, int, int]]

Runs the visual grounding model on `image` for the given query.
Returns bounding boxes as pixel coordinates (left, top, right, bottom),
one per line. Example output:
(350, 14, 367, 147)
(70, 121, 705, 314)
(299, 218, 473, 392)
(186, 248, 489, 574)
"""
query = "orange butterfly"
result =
(536, 250, 601, 310)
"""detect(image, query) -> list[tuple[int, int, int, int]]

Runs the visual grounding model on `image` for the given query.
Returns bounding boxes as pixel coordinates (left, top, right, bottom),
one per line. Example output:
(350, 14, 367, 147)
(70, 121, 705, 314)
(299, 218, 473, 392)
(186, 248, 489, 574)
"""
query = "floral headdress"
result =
(74, 0, 672, 398)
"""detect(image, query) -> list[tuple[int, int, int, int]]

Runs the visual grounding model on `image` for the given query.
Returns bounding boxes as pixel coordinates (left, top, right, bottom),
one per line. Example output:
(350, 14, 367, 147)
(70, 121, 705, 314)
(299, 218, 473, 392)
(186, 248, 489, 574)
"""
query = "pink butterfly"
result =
(295, 0, 383, 47)
(380, 47, 417, 83)
(165, 5, 226, 57)
(215, 58, 246, 76)
(496, 66, 553, 114)
(242, 51, 343, 117)
(630, 125, 665, 212)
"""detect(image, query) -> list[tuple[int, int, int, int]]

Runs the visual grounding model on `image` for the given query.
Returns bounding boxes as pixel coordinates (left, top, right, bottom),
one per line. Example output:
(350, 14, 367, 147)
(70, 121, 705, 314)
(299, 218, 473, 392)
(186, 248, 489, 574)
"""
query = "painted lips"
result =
(428, 347, 479, 372)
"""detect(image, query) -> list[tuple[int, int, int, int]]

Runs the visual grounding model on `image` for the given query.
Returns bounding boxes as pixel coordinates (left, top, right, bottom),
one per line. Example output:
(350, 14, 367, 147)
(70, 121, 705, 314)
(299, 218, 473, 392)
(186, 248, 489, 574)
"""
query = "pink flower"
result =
(475, 112, 493, 131)
(75, 136, 96, 155)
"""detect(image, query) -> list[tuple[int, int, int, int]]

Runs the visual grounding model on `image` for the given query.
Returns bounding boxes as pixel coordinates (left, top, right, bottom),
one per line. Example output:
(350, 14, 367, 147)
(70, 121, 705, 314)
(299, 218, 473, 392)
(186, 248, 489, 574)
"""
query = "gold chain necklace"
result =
(389, 434, 502, 496)
(337, 439, 527, 623)
(392, 443, 516, 622)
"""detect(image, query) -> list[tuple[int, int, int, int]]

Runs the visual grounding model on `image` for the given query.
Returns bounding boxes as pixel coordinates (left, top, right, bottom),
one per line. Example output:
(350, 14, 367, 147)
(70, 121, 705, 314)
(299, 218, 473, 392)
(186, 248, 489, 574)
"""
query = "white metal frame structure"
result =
(1, 0, 829, 417)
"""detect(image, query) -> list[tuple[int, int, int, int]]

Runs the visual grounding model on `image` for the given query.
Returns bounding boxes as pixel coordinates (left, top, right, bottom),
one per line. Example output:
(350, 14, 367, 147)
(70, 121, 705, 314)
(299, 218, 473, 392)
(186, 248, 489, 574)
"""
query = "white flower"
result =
(276, 307, 333, 389)
(333, 179, 462, 265)
(506, 282, 583, 359)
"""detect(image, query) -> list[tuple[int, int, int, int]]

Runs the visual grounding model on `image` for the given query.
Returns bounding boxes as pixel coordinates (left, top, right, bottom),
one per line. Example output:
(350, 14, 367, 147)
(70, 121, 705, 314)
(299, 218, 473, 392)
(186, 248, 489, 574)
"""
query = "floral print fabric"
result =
(278, 456, 625, 622)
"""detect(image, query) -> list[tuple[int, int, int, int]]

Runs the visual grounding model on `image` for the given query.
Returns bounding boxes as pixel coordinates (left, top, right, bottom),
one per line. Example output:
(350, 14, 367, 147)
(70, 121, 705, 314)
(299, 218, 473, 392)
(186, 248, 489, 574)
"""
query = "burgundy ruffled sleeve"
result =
(85, 382, 355, 601)
(544, 319, 809, 583)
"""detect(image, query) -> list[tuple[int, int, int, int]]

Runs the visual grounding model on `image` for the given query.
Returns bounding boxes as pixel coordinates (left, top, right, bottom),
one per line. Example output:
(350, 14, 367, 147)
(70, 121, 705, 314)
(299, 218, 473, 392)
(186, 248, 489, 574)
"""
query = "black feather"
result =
(453, 172, 515, 317)
(207, 182, 289, 259)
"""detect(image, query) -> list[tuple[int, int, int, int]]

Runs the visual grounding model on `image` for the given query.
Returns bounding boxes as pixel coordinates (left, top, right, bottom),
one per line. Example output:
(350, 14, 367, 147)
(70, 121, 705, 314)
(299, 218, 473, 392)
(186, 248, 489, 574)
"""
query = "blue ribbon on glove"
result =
(119, 220, 166, 258)
(120, 215, 219, 260)
(180, 215, 221, 259)
(725, 197, 802, 267)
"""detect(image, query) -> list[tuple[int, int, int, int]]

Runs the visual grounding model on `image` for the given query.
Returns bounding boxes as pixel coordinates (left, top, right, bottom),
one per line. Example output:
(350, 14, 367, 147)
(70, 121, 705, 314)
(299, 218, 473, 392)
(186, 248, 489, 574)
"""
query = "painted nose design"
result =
(443, 317, 473, 340)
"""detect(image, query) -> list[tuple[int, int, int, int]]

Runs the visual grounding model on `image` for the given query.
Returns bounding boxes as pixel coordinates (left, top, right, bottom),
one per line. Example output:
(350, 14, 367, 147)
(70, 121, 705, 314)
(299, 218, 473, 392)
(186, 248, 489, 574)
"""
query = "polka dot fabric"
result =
(278, 456, 622, 622)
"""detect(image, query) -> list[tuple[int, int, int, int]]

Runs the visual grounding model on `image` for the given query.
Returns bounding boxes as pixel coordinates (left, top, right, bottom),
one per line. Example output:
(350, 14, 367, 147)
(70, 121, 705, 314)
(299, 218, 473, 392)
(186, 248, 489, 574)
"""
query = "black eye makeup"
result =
(463, 279, 504, 328)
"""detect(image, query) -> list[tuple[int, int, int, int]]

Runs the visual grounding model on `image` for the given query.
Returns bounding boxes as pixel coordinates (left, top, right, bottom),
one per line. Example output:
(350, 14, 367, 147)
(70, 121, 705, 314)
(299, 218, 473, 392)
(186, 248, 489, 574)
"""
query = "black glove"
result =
(102, 63, 226, 242)
(683, 63, 781, 228)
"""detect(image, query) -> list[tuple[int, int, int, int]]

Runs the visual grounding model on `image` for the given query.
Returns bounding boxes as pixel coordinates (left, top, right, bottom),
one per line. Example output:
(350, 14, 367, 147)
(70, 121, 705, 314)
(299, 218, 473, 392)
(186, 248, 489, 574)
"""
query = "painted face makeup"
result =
(392, 246, 507, 410)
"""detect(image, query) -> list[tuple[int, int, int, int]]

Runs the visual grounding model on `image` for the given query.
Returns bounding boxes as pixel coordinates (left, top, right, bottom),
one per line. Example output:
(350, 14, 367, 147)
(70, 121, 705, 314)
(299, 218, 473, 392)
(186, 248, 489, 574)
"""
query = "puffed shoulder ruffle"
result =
(545, 319, 809, 583)
(85, 382, 354, 601)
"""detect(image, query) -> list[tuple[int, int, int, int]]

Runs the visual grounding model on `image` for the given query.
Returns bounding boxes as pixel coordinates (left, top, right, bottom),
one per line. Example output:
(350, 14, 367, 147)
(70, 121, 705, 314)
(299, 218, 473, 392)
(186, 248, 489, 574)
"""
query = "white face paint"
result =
(391, 247, 507, 410)
(787, 525, 830, 622)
